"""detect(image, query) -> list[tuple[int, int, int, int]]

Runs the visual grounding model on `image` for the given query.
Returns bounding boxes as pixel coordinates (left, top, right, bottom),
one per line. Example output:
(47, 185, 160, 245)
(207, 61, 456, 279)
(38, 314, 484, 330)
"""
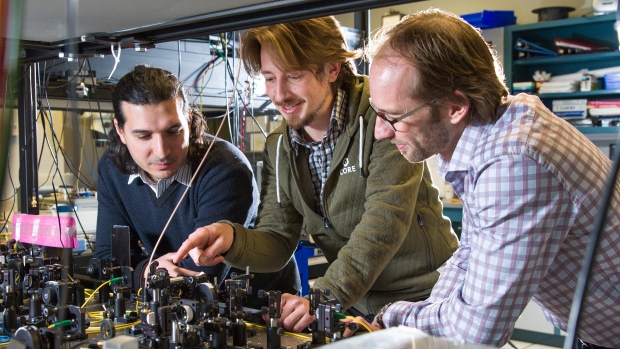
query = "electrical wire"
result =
(81, 280, 110, 308)
(224, 60, 268, 139)
(44, 59, 85, 90)
(0, 76, 17, 234)
(108, 43, 121, 80)
(75, 99, 89, 189)
(178, 40, 182, 78)
(246, 322, 312, 341)
(192, 57, 223, 110)
(85, 58, 107, 163)
(345, 315, 373, 333)
(32, 65, 97, 250)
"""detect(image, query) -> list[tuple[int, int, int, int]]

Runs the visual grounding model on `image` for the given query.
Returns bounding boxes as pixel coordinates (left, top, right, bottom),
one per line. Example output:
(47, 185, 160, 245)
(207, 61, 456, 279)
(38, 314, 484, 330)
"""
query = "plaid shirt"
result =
(128, 160, 192, 198)
(290, 89, 347, 214)
(383, 94, 620, 348)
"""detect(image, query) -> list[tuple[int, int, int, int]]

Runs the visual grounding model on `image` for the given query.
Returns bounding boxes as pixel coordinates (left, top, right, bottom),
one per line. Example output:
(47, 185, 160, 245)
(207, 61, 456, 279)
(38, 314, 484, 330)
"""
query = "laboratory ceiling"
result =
(14, 0, 419, 63)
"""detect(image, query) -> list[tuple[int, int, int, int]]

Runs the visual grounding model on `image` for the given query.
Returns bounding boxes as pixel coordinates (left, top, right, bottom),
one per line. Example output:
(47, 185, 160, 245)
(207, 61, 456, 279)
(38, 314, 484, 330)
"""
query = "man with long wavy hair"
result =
(175, 17, 458, 332)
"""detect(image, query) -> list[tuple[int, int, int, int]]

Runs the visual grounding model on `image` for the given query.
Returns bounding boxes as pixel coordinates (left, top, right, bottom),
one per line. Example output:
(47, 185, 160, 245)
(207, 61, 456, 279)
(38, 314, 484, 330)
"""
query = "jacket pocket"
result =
(417, 214, 435, 271)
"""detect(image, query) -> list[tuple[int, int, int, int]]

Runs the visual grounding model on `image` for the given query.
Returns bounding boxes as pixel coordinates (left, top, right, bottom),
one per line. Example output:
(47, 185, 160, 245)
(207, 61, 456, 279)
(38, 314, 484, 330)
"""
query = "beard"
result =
(398, 106, 450, 163)
(283, 109, 318, 130)
(275, 92, 330, 130)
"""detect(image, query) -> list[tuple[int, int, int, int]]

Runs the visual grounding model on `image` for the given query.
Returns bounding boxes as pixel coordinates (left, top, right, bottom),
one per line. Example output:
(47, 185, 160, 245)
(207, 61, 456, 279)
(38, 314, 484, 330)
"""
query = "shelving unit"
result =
(504, 13, 620, 157)
(504, 13, 620, 106)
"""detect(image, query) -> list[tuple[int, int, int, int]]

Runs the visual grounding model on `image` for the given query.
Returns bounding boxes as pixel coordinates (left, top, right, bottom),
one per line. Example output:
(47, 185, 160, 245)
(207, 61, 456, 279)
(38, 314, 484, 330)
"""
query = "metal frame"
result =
(19, 0, 417, 64)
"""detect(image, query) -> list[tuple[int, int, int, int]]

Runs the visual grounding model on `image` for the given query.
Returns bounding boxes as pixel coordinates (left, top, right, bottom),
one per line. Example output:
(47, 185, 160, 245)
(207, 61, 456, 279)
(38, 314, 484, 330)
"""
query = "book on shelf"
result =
(552, 99, 587, 111)
(552, 99, 587, 114)
(589, 107, 620, 117)
(538, 80, 580, 94)
(588, 100, 620, 108)
(553, 105, 588, 112)
(554, 110, 587, 119)
(554, 38, 610, 52)
(515, 38, 556, 57)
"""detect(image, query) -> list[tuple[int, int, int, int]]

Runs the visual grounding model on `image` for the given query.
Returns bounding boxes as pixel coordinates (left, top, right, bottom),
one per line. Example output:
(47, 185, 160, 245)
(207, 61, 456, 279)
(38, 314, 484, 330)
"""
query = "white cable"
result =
(358, 115, 363, 175)
(108, 43, 121, 80)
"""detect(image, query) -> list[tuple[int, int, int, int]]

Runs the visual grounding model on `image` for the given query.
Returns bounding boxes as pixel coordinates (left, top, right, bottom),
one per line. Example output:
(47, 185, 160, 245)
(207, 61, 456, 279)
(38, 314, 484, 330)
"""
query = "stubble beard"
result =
(401, 107, 449, 163)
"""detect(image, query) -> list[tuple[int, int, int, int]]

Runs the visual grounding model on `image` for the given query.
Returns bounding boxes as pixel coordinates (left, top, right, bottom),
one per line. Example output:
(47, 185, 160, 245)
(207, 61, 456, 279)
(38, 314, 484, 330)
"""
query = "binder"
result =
(515, 38, 557, 56)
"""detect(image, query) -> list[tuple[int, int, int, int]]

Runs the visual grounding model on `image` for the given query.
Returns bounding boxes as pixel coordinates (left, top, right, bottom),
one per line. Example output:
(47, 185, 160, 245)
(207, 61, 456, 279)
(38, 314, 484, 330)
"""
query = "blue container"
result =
(605, 73, 620, 90)
(462, 10, 517, 29)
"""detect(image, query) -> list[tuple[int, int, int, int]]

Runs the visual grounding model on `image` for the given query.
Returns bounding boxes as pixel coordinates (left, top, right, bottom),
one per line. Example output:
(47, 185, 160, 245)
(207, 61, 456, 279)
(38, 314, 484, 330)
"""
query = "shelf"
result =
(513, 51, 620, 66)
(535, 89, 620, 99)
(575, 126, 619, 134)
(506, 13, 617, 31)
(504, 13, 620, 94)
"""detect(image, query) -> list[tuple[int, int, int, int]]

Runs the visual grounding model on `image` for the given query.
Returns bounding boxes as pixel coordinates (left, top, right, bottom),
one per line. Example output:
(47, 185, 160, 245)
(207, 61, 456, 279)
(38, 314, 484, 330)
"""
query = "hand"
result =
(341, 315, 382, 338)
(173, 223, 235, 266)
(143, 253, 201, 278)
(266, 293, 315, 333)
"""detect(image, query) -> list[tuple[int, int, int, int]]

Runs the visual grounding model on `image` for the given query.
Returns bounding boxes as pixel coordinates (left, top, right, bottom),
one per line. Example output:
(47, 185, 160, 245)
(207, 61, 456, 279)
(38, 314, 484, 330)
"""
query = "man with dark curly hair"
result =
(95, 65, 300, 301)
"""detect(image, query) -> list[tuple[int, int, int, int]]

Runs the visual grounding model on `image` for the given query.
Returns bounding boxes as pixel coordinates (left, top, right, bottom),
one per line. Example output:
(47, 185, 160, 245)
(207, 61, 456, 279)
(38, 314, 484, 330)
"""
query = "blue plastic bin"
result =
(462, 10, 517, 29)
(605, 73, 620, 90)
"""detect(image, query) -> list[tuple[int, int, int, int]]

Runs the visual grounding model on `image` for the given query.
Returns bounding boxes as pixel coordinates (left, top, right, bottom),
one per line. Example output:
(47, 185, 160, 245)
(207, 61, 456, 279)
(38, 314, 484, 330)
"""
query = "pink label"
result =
(11, 213, 78, 248)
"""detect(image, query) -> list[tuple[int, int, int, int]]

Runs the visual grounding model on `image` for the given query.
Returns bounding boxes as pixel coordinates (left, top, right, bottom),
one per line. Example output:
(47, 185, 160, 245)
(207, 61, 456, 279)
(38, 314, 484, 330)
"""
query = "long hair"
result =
(368, 9, 509, 124)
(241, 16, 361, 91)
(108, 65, 208, 173)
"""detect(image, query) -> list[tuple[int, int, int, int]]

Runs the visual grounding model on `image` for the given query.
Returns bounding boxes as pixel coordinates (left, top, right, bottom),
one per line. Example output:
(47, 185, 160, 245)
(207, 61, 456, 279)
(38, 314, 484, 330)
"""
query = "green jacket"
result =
(225, 76, 458, 313)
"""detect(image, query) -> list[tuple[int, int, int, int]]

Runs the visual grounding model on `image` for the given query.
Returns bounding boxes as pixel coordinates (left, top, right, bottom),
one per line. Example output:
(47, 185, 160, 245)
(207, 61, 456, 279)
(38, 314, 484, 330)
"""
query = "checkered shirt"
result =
(383, 94, 620, 348)
(128, 159, 192, 198)
(290, 89, 347, 214)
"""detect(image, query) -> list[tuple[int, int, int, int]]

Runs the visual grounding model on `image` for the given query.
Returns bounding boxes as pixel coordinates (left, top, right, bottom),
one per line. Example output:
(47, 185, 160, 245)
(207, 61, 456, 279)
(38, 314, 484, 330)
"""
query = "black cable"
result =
(85, 57, 108, 162)
(0, 131, 17, 235)
(35, 72, 95, 250)
(188, 55, 221, 97)
(225, 62, 268, 139)
(36, 65, 68, 249)
(0, 201, 15, 235)
(38, 72, 96, 189)
(44, 59, 86, 90)
(43, 72, 100, 189)
(563, 130, 620, 349)
(38, 109, 95, 250)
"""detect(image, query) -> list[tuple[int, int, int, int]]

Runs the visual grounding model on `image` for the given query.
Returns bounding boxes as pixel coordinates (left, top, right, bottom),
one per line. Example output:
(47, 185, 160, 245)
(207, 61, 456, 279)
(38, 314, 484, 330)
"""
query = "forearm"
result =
(224, 222, 299, 272)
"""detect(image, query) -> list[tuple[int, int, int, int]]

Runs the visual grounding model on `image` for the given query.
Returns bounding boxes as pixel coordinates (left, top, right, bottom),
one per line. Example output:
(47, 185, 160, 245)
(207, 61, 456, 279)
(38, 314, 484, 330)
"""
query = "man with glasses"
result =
(175, 16, 458, 332)
(370, 98, 428, 133)
(357, 9, 620, 349)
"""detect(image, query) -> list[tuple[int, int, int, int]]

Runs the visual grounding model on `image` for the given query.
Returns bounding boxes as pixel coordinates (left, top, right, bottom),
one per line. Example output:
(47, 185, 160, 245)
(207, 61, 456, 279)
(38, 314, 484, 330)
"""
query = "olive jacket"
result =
(224, 75, 458, 313)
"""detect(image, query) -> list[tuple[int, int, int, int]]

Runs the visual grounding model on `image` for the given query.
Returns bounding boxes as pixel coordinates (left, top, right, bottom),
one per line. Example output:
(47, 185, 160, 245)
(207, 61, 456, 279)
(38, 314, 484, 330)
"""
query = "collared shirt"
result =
(290, 89, 347, 214)
(128, 160, 192, 198)
(383, 94, 620, 348)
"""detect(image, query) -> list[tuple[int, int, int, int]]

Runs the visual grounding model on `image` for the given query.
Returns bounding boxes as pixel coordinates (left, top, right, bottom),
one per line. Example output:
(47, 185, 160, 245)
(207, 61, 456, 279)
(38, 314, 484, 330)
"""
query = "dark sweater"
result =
(95, 138, 259, 283)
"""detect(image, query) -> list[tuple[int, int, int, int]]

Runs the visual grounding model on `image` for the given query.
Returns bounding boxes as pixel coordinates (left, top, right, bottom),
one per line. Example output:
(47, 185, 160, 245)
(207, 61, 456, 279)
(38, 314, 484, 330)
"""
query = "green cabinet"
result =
(504, 13, 620, 106)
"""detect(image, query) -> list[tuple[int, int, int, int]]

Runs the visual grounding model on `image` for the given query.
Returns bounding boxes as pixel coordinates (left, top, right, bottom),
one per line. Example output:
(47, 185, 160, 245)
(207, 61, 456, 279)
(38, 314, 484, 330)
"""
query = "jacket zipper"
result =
(417, 214, 435, 271)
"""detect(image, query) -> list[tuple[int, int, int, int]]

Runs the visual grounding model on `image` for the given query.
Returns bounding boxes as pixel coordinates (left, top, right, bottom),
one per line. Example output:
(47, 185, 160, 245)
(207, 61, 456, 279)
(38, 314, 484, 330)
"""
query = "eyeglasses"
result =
(369, 98, 427, 132)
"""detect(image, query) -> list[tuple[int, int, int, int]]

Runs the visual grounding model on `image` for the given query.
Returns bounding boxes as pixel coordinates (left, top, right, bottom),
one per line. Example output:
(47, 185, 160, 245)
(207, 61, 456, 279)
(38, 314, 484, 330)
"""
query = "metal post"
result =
(18, 63, 39, 214)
